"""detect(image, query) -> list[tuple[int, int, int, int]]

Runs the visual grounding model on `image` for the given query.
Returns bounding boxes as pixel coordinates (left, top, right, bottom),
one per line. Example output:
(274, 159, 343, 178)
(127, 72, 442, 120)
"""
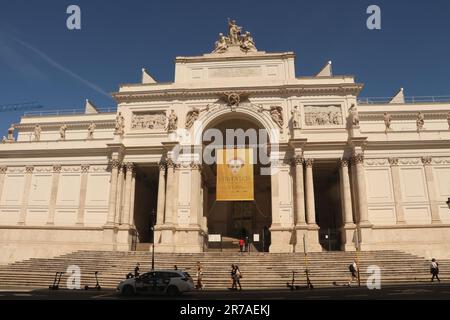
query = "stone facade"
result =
(1, 22, 450, 264)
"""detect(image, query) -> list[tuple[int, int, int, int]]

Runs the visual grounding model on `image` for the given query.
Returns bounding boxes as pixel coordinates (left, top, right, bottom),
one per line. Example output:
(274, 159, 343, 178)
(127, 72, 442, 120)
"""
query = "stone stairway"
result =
(0, 250, 448, 290)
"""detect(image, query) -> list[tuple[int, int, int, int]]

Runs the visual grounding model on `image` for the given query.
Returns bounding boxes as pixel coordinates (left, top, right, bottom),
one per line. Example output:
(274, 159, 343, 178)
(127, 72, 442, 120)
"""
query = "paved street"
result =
(0, 283, 449, 300)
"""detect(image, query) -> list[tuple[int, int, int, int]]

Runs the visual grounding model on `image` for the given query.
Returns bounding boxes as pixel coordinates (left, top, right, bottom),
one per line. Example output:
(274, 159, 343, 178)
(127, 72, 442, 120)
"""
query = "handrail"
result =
(23, 107, 117, 117)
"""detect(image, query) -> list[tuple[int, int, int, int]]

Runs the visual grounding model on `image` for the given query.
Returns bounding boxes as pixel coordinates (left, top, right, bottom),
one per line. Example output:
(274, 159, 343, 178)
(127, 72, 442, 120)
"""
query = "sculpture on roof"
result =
(416, 112, 425, 132)
(34, 124, 42, 142)
(212, 19, 257, 54)
(59, 124, 67, 140)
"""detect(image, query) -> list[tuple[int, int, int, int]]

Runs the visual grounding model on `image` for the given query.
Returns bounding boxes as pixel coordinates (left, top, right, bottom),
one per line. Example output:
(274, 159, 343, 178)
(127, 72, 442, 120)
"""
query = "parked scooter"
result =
(49, 272, 63, 290)
(84, 271, 101, 290)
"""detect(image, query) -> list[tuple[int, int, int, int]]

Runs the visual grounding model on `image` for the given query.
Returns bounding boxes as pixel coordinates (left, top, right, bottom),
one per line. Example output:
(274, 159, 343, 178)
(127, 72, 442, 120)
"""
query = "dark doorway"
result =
(313, 162, 343, 251)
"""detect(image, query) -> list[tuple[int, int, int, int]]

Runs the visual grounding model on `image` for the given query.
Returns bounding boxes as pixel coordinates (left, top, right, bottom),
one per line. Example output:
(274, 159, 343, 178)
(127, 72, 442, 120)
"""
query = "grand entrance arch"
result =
(200, 116, 272, 252)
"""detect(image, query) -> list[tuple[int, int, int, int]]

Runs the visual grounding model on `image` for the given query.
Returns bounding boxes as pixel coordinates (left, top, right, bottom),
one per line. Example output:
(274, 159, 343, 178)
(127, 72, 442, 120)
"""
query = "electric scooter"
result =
(49, 272, 63, 290)
(84, 271, 101, 290)
(286, 271, 301, 290)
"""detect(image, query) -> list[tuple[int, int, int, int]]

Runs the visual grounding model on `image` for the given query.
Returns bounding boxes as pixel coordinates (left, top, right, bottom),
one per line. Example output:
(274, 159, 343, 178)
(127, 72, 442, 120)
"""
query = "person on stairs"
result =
(430, 258, 440, 282)
(347, 260, 358, 287)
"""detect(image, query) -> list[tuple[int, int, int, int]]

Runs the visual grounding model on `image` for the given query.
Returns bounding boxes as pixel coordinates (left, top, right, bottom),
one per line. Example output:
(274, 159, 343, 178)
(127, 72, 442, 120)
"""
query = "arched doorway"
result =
(201, 117, 272, 252)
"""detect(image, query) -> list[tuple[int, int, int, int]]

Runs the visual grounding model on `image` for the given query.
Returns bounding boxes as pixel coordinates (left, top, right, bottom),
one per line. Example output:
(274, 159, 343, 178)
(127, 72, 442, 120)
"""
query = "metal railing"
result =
(23, 107, 117, 117)
(358, 95, 450, 104)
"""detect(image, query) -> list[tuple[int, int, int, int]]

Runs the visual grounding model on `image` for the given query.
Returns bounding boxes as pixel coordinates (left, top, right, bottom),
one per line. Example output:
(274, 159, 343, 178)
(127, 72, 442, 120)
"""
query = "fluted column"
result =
(164, 159, 175, 225)
(422, 157, 442, 224)
(47, 165, 61, 225)
(115, 165, 125, 225)
(106, 159, 120, 226)
(339, 159, 354, 225)
(304, 159, 317, 225)
(156, 161, 166, 226)
(122, 162, 134, 227)
(18, 166, 34, 225)
(76, 164, 90, 226)
(293, 156, 306, 226)
(0, 166, 7, 206)
(129, 170, 136, 226)
(189, 162, 201, 226)
(353, 153, 369, 224)
(388, 158, 405, 224)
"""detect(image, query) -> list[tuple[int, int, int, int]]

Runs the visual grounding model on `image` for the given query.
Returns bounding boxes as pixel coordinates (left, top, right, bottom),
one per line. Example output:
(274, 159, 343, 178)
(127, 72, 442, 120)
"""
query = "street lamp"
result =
(151, 209, 156, 271)
(446, 198, 450, 209)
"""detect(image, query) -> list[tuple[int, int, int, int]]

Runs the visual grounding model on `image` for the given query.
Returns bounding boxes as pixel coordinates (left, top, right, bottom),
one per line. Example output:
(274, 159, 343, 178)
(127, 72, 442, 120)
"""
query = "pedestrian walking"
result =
(233, 265, 242, 291)
(347, 260, 358, 287)
(229, 264, 236, 290)
(239, 239, 244, 252)
(430, 258, 440, 282)
(196, 261, 204, 290)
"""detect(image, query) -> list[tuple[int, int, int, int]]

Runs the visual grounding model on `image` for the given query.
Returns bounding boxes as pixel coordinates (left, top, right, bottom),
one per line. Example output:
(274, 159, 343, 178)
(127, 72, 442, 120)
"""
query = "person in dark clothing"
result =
(229, 264, 236, 290)
(233, 265, 242, 290)
(134, 263, 140, 278)
(430, 258, 440, 282)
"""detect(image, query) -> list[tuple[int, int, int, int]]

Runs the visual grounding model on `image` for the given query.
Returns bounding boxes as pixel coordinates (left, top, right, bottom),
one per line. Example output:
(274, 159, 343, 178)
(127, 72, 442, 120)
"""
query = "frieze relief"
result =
(431, 157, 450, 165)
(131, 112, 166, 130)
(62, 166, 82, 173)
(365, 158, 389, 166)
(304, 105, 343, 126)
(398, 158, 422, 166)
(34, 166, 53, 173)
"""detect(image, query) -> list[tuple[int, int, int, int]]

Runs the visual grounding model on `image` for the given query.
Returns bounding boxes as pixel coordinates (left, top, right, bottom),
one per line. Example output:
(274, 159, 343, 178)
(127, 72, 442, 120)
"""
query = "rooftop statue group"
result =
(213, 19, 257, 54)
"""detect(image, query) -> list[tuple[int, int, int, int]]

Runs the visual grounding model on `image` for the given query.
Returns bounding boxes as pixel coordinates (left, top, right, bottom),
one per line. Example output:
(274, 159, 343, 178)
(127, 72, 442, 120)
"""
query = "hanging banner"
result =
(216, 148, 254, 201)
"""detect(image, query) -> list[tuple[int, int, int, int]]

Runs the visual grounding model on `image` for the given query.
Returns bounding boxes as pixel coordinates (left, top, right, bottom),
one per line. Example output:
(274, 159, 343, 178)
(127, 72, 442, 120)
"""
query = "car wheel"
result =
(122, 285, 134, 297)
(167, 285, 179, 297)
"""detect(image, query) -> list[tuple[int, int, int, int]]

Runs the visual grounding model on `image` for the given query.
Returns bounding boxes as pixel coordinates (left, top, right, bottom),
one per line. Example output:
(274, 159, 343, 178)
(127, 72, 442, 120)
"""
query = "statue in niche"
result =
(87, 122, 96, 139)
(291, 106, 301, 128)
(59, 124, 67, 140)
(383, 112, 392, 132)
(114, 112, 125, 136)
(349, 104, 359, 127)
(416, 112, 424, 132)
(167, 110, 178, 132)
(34, 124, 42, 141)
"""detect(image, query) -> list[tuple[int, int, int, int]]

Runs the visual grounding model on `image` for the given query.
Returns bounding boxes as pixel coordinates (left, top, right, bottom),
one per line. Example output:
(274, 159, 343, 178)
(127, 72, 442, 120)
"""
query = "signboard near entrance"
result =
(216, 148, 254, 201)
(208, 234, 221, 242)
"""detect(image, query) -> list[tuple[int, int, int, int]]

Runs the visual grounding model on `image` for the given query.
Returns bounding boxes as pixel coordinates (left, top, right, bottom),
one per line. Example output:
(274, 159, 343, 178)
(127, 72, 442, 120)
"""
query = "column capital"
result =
(351, 153, 364, 165)
(421, 156, 432, 165)
(125, 162, 134, 171)
(167, 158, 175, 169)
(52, 164, 62, 173)
(0, 166, 7, 174)
(158, 160, 167, 171)
(292, 155, 303, 166)
(190, 162, 202, 170)
(339, 158, 350, 168)
(81, 164, 90, 173)
(304, 158, 314, 167)
(388, 157, 399, 166)
(25, 166, 34, 173)
(111, 159, 121, 169)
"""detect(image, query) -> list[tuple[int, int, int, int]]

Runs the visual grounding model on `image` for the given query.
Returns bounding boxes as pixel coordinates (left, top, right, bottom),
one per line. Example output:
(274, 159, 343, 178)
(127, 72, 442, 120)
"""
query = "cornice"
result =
(359, 111, 449, 120)
(14, 121, 115, 130)
(113, 83, 363, 103)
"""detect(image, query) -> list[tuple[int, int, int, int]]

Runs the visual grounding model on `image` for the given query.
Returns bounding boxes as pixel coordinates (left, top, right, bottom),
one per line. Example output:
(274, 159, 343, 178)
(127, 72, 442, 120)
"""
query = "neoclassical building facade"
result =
(1, 22, 450, 264)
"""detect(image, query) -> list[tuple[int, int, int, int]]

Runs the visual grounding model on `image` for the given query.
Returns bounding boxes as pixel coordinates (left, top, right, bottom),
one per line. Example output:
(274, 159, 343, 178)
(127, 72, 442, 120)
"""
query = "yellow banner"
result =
(216, 148, 254, 201)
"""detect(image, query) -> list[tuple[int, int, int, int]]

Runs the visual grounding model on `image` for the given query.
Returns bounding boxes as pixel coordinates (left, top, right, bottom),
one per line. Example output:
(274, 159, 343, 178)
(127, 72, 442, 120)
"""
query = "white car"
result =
(117, 270, 195, 296)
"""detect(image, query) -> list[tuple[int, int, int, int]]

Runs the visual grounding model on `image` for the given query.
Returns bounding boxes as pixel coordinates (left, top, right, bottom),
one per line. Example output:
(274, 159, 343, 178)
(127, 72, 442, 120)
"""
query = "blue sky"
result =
(1, 0, 449, 133)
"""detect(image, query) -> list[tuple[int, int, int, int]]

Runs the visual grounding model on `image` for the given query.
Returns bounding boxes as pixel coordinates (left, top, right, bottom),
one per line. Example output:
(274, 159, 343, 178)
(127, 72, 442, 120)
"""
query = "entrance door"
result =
(231, 201, 253, 239)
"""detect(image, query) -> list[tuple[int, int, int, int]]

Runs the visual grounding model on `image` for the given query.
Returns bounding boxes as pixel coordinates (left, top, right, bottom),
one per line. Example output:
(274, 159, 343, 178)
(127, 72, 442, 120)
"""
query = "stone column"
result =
(76, 165, 89, 226)
(189, 162, 201, 226)
(115, 165, 125, 225)
(47, 165, 61, 225)
(106, 159, 120, 226)
(422, 157, 442, 224)
(388, 158, 405, 224)
(129, 170, 136, 226)
(0, 166, 7, 205)
(339, 159, 354, 225)
(353, 153, 370, 225)
(164, 159, 175, 225)
(18, 166, 34, 225)
(156, 161, 166, 226)
(122, 162, 134, 227)
(293, 156, 306, 226)
(304, 159, 317, 226)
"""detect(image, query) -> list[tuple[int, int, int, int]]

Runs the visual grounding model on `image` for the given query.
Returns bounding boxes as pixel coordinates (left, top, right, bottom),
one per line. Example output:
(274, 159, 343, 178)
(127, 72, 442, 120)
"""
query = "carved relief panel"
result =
(131, 112, 166, 130)
(304, 105, 343, 126)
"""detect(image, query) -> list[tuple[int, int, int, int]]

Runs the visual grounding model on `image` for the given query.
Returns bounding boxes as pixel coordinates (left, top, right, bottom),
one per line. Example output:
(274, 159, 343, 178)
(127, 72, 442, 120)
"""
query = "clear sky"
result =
(1, 0, 449, 133)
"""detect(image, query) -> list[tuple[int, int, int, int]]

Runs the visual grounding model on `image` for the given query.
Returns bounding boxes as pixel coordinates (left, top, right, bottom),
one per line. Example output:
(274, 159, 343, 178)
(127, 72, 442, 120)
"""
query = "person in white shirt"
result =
(430, 258, 440, 282)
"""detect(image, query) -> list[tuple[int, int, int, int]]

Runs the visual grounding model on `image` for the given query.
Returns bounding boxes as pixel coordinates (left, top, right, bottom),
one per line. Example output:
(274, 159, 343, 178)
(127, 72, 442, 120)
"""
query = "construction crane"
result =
(0, 102, 43, 113)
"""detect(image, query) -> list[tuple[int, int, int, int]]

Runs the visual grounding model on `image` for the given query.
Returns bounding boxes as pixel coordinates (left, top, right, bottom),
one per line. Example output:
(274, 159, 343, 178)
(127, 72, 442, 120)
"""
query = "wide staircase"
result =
(0, 250, 448, 289)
